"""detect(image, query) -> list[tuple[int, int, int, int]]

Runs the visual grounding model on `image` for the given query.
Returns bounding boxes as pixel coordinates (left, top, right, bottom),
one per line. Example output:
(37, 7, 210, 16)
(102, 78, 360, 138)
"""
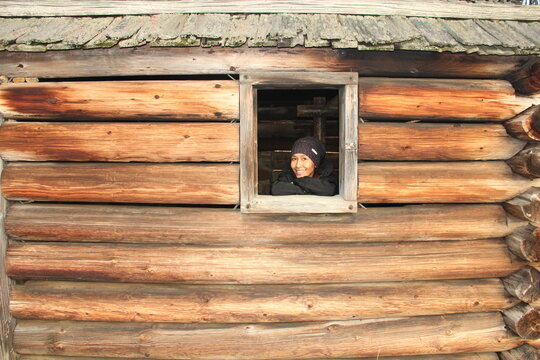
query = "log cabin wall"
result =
(1, 6, 540, 360)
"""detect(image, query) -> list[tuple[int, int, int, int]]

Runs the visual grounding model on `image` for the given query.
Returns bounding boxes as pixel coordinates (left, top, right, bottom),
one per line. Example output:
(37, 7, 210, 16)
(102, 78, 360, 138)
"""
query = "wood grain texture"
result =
(359, 122, 525, 161)
(1, 163, 239, 205)
(13, 313, 520, 359)
(358, 78, 535, 121)
(0, 78, 535, 122)
(0, 81, 239, 120)
(0, 47, 530, 79)
(6, 203, 523, 245)
(0, 121, 525, 162)
(2, 161, 534, 204)
(10, 279, 518, 323)
(15, 354, 503, 360)
(6, 240, 524, 284)
(358, 161, 536, 204)
(2, 0, 538, 20)
(0, 122, 239, 162)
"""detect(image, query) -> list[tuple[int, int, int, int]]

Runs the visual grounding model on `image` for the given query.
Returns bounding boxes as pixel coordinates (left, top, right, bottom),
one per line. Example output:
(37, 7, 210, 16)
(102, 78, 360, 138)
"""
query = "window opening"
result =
(240, 72, 358, 213)
(257, 89, 339, 195)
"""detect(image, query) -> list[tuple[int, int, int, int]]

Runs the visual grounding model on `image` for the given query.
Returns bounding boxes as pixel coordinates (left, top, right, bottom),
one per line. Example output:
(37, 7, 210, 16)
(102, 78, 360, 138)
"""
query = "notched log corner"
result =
(508, 144, 540, 179)
(510, 61, 540, 96)
(499, 344, 539, 360)
(503, 266, 540, 303)
(506, 226, 540, 262)
(503, 303, 540, 339)
(504, 188, 540, 226)
(505, 106, 540, 142)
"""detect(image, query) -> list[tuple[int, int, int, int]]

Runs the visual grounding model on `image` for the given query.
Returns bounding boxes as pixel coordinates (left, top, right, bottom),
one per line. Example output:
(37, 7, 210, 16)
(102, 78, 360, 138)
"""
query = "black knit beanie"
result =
(291, 136, 326, 167)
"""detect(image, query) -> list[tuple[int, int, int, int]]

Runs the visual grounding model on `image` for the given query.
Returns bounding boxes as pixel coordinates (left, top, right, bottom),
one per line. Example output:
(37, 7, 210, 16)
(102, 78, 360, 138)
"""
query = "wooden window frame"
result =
(240, 72, 358, 213)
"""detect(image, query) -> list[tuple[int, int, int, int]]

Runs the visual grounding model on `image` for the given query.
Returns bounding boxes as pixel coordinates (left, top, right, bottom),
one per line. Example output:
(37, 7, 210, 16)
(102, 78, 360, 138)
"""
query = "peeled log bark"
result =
(358, 161, 535, 204)
(358, 78, 533, 121)
(358, 122, 525, 161)
(505, 106, 540, 141)
(0, 122, 239, 162)
(6, 203, 524, 245)
(504, 189, 540, 226)
(16, 354, 503, 360)
(13, 313, 519, 359)
(499, 344, 539, 360)
(3, 161, 533, 205)
(0, 121, 525, 162)
(503, 303, 540, 340)
(507, 144, 540, 179)
(6, 240, 524, 284)
(0, 81, 239, 121)
(10, 279, 517, 323)
(506, 225, 540, 262)
(0, 78, 534, 122)
(1, 162, 239, 205)
(503, 266, 540, 303)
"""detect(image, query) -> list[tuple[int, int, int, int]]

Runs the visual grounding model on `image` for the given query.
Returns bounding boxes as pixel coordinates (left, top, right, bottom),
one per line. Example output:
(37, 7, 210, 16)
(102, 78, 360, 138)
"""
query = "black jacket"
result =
(271, 159, 337, 196)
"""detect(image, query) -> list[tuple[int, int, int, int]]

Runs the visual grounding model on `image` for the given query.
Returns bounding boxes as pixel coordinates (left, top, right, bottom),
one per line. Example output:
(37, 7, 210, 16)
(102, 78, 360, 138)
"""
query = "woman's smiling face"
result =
(291, 153, 315, 178)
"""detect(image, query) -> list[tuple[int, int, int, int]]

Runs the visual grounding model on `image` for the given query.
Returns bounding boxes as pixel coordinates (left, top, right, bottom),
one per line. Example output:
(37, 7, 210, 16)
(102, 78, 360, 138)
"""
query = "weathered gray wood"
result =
(499, 344, 539, 360)
(503, 266, 540, 303)
(239, 75, 257, 212)
(506, 225, 540, 262)
(508, 144, 540, 179)
(503, 303, 540, 339)
(0, 136, 15, 359)
(504, 188, 540, 226)
(6, 203, 524, 245)
(10, 279, 517, 323)
(2, 0, 538, 20)
(13, 313, 520, 359)
(505, 106, 540, 141)
(6, 240, 524, 284)
(0, 46, 531, 79)
(340, 81, 358, 203)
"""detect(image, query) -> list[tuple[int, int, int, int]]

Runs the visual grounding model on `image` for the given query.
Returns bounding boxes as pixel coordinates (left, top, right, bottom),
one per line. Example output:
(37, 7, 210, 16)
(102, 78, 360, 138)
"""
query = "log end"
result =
(499, 344, 540, 360)
(504, 303, 540, 340)
(507, 144, 540, 179)
(505, 106, 540, 142)
(503, 266, 540, 303)
(504, 189, 540, 226)
(506, 226, 540, 263)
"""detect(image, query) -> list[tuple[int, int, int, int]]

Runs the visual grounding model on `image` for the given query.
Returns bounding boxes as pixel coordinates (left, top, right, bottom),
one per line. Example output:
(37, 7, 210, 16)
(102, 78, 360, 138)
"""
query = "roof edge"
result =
(1, 0, 539, 21)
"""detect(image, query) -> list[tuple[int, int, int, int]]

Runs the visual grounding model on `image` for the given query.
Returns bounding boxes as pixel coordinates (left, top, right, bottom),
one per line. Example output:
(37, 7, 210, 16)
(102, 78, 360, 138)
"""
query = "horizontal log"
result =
(13, 313, 520, 359)
(1, 121, 523, 162)
(0, 122, 239, 162)
(15, 354, 503, 360)
(6, 203, 523, 245)
(0, 78, 535, 122)
(2, 162, 534, 204)
(10, 279, 517, 323)
(358, 122, 525, 161)
(0, 45, 531, 79)
(358, 161, 535, 204)
(499, 344, 540, 360)
(1, 163, 239, 205)
(0, 80, 239, 120)
(6, 240, 524, 284)
(358, 78, 534, 121)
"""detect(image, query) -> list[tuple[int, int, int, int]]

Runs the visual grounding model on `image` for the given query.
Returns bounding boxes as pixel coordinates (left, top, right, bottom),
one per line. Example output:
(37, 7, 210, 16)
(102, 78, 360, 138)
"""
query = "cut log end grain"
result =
(499, 344, 540, 360)
(504, 188, 540, 226)
(503, 266, 540, 303)
(507, 144, 540, 179)
(504, 303, 540, 340)
(505, 106, 540, 141)
(506, 225, 540, 262)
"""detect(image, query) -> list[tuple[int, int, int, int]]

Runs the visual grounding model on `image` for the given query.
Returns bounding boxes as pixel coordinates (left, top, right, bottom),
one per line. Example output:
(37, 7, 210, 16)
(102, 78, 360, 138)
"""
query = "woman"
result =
(271, 136, 337, 196)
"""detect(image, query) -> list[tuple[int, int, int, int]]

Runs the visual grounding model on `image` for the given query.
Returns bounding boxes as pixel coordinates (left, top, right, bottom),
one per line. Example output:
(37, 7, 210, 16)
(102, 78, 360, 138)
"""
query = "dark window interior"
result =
(257, 89, 340, 195)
